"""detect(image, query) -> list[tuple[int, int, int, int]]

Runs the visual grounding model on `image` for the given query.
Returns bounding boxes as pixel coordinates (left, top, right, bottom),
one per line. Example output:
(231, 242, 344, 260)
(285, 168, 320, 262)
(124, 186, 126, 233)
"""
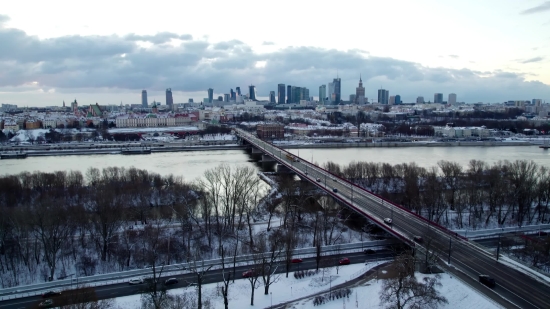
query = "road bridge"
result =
(236, 128, 550, 309)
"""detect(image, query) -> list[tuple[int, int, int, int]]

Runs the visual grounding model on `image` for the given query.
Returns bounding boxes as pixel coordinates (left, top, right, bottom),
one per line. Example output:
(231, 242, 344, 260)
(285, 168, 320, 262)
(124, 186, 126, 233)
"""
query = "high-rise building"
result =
(293, 87, 302, 103)
(230, 89, 236, 100)
(224, 94, 230, 102)
(300, 87, 309, 101)
(395, 95, 402, 105)
(389, 96, 395, 105)
(236, 87, 241, 96)
(448, 93, 457, 105)
(277, 84, 286, 104)
(165, 88, 173, 110)
(319, 85, 326, 103)
(378, 89, 389, 104)
(217, 96, 223, 101)
(333, 77, 341, 103)
(349, 94, 356, 103)
(141, 90, 148, 107)
(355, 75, 365, 104)
(286, 85, 292, 103)
(434, 93, 444, 103)
(328, 82, 335, 104)
(249, 85, 257, 101)
(207, 88, 214, 103)
(416, 96, 424, 104)
(269, 91, 276, 103)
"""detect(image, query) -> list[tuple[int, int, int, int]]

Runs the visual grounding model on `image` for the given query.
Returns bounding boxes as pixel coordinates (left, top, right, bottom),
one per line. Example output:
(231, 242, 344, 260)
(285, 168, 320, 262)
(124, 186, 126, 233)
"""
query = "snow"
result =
(108, 126, 199, 134)
(114, 261, 501, 309)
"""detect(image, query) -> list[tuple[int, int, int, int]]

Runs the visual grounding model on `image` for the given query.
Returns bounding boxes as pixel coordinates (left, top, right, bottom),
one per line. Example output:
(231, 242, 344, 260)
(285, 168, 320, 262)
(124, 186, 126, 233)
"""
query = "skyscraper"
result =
(378, 89, 389, 104)
(328, 82, 335, 104)
(416, 96, 425, 104)
(395, 95, 402, 105)
(448, 93, 457, 105)
(224, 94, 230, 102)
(165, 88, 173, 110)
(350, 94, 356, 103)
(269, 91, 276, 103)
(287, 85, 292, 103)
(333, 77, 341, 103)
(207, 88, 214, 103)
(355, 75, 365, 104)
(249, 85, 257, 101)
(389, 96, 395, 105)
(230, 89, 236, 100)
(277, 84, 286, 104)
(141, 90, 148, 107)
(319, 85, 326, 104)
(434, 93, 443, 103)
(236, 87, 241, 96)
(293, 87, 301, 103)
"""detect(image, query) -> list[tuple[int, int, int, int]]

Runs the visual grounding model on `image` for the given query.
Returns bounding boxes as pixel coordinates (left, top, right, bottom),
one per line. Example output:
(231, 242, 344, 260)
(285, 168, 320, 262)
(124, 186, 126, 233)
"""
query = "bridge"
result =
(236, 128, 550, 309)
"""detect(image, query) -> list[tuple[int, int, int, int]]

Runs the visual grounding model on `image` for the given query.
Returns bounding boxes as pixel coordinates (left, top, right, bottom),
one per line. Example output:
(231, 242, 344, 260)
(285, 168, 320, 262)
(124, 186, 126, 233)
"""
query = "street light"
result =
(270, 292, 273, 308)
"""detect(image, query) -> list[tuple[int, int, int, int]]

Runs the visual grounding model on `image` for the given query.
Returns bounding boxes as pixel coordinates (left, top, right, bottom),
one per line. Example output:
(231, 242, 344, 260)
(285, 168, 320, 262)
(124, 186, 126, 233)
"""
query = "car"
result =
(332, 188, 338, 193)
(413, 236, 423, 243)
(479, 275, 496, 288)
(164, 278, 179, 286)
(242, 270, 255, 278)
(39, 299, 54, 308)
(383, 218, 392, 225)
(291, 258, 303, 263)
(364, 249, 376, 254)
(42, 290, 61, 298)
(304, 172, 308, 175)
(332, 178, 337, 182)
(339, 258, 350, 265)
(128, 278, 144, 285)
(316, 178, 321, 182)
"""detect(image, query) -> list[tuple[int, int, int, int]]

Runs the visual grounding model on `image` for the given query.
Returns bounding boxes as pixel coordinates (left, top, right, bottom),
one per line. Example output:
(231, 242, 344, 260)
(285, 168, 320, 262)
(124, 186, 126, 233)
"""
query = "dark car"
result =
(332, 188, 338, 193)
(364, 249, 376, 254)
(413, 236, 423, 243)
(339, 258, 350, 265)
(164, 278, 179, 286)
(291, 258, 303, 263)
(242, 270, 255, 278)
(42, 290, 61, 298)
(479, 275, 495, 288)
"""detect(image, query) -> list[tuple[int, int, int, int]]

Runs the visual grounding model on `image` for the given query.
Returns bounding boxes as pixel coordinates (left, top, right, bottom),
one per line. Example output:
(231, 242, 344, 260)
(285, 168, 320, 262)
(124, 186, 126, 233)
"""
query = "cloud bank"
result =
(0, 14, 549, 104)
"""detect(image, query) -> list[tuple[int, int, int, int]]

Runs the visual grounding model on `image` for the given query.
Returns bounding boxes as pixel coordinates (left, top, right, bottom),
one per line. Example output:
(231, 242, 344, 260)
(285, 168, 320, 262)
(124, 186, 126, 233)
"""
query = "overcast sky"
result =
(1, 0, 549, 106)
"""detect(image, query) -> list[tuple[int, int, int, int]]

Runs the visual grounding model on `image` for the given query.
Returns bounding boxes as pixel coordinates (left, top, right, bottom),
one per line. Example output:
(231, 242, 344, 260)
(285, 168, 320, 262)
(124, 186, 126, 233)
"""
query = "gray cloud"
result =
(0, 20, 549, 104)
(521, 1, 550, 14)
(262, 41, 275, 45)
(124, 32, 193, 44)
(0, 14, 9, 24)
(520, 56, 544, 63)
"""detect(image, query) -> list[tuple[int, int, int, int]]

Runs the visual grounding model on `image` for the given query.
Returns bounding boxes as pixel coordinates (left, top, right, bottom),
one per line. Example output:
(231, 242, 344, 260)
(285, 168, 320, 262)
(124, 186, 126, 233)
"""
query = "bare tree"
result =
(379, 252, 447, 309)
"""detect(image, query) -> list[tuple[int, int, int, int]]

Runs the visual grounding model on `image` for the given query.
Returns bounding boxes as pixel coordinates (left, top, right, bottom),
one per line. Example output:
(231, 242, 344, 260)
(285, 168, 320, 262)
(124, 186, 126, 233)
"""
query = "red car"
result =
(291, 258, 303, 263)
(242, 270, 255, 278)
(339, 258, 350, 265)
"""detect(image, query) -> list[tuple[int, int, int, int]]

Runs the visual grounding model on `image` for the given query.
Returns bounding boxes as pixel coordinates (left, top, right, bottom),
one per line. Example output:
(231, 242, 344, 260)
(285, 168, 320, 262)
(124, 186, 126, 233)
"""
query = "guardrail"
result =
(0, 240, 393, 300)
(454, 224, 550, 239)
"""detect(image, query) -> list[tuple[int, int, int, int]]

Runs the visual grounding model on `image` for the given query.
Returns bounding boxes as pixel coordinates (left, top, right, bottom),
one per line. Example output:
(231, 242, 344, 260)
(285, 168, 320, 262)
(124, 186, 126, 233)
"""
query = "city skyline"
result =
(1, 1, 550, 106)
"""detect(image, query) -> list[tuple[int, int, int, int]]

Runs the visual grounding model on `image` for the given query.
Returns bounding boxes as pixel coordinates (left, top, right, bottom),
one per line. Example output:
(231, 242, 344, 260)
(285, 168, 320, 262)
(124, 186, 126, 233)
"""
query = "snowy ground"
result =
(114, 261, 500, 309)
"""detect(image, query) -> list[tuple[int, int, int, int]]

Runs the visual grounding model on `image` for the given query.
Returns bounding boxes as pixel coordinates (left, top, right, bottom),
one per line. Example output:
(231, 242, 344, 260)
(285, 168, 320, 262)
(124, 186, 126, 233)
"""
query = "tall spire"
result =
(360, 73, 362, 82)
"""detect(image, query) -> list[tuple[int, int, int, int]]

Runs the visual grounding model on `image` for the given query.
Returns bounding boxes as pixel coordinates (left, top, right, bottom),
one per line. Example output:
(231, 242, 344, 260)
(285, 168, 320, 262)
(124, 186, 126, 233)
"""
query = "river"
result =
(1, 146, 549, 180)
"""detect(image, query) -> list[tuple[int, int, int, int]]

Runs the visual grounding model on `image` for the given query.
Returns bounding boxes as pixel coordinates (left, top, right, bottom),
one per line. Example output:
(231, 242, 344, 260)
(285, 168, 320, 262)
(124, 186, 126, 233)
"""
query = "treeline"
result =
(322, 159, 550, 229)
(0, 164, 348, 295)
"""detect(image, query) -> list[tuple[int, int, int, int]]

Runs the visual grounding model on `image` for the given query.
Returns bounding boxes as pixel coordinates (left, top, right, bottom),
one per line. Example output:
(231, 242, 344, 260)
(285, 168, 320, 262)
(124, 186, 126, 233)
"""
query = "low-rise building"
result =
(257, 124, 285, 139)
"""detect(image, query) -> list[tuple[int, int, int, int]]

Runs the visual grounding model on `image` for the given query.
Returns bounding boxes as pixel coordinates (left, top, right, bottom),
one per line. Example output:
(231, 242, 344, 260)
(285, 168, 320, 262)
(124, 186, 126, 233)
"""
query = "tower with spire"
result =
(355, 74, 365, 104)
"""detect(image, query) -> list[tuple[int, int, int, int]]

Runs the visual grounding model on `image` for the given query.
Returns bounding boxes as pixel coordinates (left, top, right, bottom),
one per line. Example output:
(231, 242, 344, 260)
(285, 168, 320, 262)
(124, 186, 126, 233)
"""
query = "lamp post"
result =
(270, 292, 273, 308)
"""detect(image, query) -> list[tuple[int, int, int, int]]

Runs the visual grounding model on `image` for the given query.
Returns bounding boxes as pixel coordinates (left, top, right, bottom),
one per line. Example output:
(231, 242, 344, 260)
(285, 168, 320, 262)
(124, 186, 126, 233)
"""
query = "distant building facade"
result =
(319, 85, 326, 104)
(166, 88, 173, 110)
(434, 93, 444, 103)
(416, 96, 425, 104)
(278, 84, 286, 104)
(395, 95, 402, 105)
(208, 88, 214, 103)
(355, 75, 365, 104)
(378, 89, 389, 104)
(448, 93, 457, 105)
(256, 124, 285, 139)
(249, 85, 257, 101)
(141, 90, 148, 107)
(269, 91, 276, 103)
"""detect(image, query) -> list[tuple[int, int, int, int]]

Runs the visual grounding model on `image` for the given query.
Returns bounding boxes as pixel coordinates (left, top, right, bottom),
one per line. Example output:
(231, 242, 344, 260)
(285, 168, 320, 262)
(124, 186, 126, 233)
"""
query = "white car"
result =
(383, 218, 393, 225)
(129, 278, 144, 285)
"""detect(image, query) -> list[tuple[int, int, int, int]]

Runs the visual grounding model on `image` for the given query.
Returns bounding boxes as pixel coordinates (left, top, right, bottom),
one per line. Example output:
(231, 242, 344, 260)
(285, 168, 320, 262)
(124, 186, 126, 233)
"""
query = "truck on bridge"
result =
(286, 153, 299, 162)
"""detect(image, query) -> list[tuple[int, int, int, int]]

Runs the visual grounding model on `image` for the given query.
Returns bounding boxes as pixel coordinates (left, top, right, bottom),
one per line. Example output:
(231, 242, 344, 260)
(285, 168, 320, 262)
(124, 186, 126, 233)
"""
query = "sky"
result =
(1, 0, 549, 106)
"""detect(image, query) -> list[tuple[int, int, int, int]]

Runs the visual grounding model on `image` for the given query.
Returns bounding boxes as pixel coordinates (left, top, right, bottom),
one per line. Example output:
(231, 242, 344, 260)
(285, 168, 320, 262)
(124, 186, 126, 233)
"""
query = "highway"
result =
(0, 251, 393, 309)
(237, 129, 550, 309)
